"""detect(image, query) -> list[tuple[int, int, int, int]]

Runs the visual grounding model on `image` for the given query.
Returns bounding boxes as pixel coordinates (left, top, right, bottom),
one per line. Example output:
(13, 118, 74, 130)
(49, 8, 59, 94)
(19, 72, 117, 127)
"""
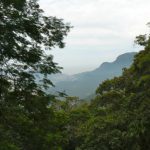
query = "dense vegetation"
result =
(0, 0, 150, 150)
(49, 36, 150, 150)
(0, 0, 70, 149)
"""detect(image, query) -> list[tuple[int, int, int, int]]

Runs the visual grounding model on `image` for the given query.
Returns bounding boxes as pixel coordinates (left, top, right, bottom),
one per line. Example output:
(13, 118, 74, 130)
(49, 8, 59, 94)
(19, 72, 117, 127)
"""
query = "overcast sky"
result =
(39, 0, 150, 75)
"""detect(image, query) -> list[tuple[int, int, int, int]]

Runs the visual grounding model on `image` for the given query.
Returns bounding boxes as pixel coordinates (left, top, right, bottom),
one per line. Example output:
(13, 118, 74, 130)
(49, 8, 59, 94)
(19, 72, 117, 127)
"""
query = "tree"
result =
(0, 0, 70, 94)
(79, 25, 150, 150)
(0, 0, 70, 149)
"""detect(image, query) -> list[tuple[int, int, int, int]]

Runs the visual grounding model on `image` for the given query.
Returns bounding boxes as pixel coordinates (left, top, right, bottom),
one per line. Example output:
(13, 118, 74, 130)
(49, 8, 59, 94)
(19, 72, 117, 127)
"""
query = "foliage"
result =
(0, 0, 150, 149)
(78, 27, 150, 150)
(0, 0, 70, 149)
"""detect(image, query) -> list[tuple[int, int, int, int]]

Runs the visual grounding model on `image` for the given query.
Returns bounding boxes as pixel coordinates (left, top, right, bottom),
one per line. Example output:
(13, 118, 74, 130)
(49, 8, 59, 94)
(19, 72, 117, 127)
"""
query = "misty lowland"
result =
(0, 0, 150, 150)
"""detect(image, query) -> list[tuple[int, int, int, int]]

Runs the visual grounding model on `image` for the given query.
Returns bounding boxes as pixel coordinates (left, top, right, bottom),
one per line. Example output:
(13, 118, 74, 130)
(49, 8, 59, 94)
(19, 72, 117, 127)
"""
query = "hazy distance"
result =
(39, 0, 150, 74)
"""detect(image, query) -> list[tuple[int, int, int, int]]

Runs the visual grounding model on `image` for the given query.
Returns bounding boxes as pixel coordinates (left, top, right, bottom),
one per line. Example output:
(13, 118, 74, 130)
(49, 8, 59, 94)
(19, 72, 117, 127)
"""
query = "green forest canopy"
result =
(0, 0, 150, 150)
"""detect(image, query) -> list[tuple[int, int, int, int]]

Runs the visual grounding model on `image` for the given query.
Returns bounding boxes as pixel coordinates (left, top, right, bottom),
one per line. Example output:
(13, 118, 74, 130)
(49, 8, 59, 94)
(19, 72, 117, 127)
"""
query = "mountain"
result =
(46, 73, 74, 84)
(49, 52, 136, 99)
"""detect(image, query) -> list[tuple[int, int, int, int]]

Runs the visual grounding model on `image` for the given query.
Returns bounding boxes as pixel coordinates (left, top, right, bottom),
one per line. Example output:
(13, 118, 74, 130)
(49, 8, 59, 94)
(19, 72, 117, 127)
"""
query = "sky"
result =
(39, 0, 150, 75)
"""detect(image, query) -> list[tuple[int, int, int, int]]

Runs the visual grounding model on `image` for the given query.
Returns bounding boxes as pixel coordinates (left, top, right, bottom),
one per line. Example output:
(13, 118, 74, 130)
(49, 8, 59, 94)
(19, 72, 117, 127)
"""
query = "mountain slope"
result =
(50, 52, 136, 99)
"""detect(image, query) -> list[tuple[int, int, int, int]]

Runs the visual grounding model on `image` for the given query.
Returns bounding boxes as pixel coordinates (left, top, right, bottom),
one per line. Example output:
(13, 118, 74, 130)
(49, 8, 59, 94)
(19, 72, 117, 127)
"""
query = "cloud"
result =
(39, 0, 150, 74)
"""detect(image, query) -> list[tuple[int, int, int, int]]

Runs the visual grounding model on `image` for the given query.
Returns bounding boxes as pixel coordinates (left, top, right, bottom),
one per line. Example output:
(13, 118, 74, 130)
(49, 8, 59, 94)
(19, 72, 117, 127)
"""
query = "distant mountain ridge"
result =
(49, 52, 136, 99)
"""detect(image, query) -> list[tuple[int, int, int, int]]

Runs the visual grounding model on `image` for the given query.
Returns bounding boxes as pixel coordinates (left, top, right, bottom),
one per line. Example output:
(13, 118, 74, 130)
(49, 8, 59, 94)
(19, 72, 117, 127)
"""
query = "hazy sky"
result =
(39, 0, 150, 74)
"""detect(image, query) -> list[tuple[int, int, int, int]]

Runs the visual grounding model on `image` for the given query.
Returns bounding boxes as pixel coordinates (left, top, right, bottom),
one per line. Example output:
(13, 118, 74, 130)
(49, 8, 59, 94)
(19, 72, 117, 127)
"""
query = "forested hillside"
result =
(50, 52, 136, 99)
(0, 0, 150, 150)
(46, 33, 150, 150)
